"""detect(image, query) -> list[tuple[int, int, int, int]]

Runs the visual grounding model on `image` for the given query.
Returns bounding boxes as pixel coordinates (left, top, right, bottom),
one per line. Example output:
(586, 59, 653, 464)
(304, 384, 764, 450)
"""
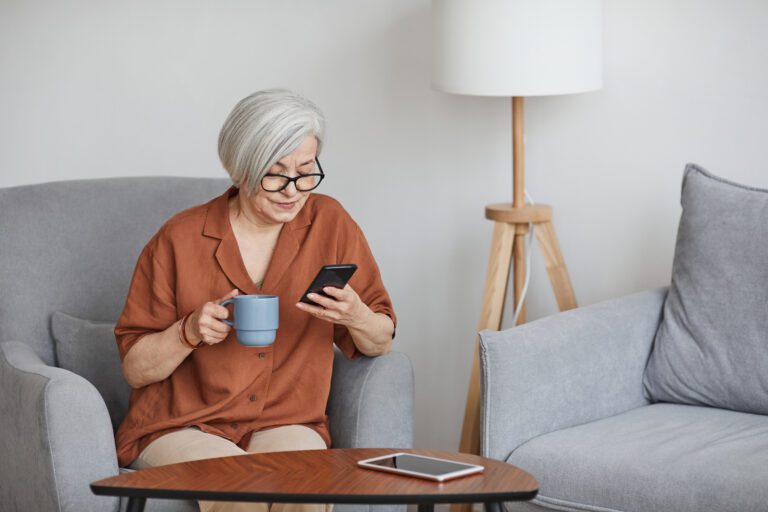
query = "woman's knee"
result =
(247, 425, 327, 453)
(135, 428, 247, 469)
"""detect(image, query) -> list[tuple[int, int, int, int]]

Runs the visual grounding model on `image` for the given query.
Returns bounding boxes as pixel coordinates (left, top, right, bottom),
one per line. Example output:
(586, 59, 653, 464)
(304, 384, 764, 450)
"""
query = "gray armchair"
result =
(0, 177, 414, 512)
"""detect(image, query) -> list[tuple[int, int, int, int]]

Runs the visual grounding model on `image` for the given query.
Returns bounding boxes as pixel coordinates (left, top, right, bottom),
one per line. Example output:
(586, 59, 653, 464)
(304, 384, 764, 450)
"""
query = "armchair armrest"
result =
(327, 348, 414, 449)
(480, 288, 667, 461)
(0, 341, 119, 512)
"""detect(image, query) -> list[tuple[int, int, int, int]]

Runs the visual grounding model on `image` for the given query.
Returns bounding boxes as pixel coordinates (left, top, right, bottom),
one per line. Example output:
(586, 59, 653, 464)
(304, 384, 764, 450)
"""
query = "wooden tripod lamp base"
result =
(451, 204, 577, 512)
(458, 203, 577, 455)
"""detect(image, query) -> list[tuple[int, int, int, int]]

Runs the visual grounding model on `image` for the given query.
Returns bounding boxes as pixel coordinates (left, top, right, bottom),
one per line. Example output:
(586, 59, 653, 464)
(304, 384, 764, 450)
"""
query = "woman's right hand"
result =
(185, 288, 240, 346)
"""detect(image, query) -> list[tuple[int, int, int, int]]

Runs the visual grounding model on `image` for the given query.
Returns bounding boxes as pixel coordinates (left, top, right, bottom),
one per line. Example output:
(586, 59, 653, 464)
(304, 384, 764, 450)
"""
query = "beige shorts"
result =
(134, 424, 331, 512)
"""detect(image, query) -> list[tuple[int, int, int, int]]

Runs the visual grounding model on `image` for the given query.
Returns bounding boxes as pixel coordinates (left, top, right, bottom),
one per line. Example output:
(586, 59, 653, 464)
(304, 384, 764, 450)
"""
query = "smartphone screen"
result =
(299, 264, 357, 306)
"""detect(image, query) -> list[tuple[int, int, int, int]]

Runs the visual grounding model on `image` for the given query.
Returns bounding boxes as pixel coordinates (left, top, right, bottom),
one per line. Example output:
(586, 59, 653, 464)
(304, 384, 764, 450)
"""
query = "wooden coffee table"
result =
(91, 448, 538, 512)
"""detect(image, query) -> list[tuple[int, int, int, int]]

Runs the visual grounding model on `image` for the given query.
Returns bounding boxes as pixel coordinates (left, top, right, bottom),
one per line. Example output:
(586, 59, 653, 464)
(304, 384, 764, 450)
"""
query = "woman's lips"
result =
(274, 201, 297, 210)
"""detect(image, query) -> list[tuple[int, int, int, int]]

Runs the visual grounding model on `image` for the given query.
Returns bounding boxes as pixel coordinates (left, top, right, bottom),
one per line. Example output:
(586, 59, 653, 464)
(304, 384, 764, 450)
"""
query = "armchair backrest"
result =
(0, 177, 230, 366)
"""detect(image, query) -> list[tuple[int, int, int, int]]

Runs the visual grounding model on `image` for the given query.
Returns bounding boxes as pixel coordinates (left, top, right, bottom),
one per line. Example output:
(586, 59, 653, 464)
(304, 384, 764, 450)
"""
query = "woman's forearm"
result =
(347, 310, 395, 357)
(293, 285, 395, 356)
(121, 320, 194, 388)
(122, 290, 239, 388)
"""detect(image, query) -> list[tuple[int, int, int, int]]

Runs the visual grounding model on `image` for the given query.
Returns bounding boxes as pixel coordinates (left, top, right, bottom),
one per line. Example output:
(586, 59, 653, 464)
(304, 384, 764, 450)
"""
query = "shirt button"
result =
(249, 394, 257, 402)
(258, 353, 266, 359)
(230, 422, 238, 429)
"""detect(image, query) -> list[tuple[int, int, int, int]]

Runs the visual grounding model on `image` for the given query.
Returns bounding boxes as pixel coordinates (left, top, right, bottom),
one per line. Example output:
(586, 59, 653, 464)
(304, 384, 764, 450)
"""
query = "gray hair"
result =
(218, 89, 325, 195)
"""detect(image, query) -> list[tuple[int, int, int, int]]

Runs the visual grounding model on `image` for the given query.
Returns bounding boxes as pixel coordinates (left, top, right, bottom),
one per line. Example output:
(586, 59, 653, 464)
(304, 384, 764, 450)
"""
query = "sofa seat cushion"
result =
(507, 403, 768, 512)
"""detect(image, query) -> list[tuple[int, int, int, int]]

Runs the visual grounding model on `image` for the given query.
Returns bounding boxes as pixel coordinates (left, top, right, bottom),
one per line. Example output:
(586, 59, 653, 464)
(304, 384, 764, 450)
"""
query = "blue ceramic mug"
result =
(220, 295, 279, 346)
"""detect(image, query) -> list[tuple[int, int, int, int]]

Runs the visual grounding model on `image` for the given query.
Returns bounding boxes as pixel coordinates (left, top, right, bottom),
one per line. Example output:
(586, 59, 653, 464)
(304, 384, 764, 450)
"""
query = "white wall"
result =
(2, 0, 767, 450)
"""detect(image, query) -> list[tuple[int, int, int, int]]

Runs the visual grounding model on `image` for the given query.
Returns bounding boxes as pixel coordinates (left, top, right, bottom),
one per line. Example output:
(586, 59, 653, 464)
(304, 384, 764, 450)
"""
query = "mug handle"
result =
(220, 299, 235, 327)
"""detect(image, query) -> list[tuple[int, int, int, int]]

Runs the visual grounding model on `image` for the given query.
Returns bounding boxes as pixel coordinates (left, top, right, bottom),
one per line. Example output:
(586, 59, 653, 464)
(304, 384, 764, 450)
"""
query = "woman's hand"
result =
(185, 288, 240, 346)
(295, 284, 370, 328)
(295, 284, 394, 357)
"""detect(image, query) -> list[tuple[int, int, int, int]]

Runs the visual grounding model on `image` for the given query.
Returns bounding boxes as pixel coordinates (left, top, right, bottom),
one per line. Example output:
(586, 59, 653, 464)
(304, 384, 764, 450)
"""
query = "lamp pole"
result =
(512, 96, 526, 324)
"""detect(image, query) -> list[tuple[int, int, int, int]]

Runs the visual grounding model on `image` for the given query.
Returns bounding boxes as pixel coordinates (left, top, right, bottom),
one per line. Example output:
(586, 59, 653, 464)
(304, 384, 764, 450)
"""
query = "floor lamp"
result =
(431, 0, 603, 473)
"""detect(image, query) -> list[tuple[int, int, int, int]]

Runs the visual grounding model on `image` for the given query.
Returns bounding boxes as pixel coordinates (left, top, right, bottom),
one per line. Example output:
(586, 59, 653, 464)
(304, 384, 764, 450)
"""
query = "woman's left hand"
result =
(295, 284, 369, 328)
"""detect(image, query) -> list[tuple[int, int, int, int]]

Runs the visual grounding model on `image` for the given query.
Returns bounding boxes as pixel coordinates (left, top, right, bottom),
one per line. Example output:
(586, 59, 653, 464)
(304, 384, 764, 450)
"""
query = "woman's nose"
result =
(281, 181, 299, 196)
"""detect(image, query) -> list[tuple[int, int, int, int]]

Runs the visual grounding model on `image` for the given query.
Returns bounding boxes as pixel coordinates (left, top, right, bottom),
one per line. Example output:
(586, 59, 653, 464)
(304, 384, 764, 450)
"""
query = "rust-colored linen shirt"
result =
(114, 187, 396, 467)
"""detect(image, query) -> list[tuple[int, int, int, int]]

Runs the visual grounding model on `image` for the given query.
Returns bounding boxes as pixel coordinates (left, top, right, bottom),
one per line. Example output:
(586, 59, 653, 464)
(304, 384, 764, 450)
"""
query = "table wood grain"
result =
(91, 448, 538, 505)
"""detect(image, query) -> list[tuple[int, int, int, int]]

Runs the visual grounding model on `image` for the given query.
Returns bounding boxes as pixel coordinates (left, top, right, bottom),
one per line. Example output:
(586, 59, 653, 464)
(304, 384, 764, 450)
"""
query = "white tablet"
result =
(357, 453, 484, 482)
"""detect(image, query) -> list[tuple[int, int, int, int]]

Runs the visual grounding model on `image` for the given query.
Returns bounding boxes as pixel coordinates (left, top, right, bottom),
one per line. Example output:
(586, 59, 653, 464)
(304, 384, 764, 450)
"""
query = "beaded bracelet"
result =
(178, 313, 202, 349)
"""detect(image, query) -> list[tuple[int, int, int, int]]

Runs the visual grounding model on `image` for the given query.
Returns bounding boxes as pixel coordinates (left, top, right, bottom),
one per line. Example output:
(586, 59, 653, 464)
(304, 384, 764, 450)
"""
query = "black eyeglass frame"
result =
(260, 158, 325, 193)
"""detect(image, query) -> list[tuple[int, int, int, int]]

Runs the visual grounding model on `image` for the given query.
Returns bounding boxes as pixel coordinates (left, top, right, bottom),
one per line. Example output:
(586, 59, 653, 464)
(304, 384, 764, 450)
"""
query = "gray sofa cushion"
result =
(508, 403, 768, 512)
(52, 312, 129, 431)
(643, 164, 768, 415)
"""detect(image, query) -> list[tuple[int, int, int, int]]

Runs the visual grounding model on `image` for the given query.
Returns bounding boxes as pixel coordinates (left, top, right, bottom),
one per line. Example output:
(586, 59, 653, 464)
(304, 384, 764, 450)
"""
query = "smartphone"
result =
(357, 453, 484, 482)
(299, 264, 358, 306)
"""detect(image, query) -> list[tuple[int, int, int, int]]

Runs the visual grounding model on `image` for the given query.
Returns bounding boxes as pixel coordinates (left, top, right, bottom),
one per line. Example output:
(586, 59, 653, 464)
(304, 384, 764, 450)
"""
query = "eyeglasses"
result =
(260, 158, 325, 192)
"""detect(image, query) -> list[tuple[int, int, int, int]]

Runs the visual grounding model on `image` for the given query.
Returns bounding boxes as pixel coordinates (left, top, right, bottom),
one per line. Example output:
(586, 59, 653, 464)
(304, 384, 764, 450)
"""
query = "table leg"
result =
(418, 504, 435, 512)
(125, 497, 147, 512)
(484, 502, 504, 512)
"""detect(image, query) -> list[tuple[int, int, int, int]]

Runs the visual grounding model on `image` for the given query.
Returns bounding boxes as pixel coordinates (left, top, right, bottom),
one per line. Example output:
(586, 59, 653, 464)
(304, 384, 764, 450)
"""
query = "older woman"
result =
(114, 89, 396, 512)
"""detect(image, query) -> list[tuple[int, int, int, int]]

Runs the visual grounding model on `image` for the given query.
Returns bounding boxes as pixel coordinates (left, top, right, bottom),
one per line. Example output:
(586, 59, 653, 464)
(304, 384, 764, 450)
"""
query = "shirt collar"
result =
(202, 186, 312, 294)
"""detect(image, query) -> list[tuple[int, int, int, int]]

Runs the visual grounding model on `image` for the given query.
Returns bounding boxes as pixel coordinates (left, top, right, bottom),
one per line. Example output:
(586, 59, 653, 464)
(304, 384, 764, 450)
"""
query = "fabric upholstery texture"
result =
(0, 177, 414, 512)
(328, 349, 414, 449)
(507, 403, 768, 512)
(0, 176, 231, 367)
(0, 341, 120, 512)
(644, 164, 768, 414)
(52, 311, 131, 431)
(480, 288, 666, 461)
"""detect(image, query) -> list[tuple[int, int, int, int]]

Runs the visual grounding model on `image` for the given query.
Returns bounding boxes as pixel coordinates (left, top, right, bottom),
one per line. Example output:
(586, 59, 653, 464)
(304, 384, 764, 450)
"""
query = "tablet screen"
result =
(364, 454, 476, 477)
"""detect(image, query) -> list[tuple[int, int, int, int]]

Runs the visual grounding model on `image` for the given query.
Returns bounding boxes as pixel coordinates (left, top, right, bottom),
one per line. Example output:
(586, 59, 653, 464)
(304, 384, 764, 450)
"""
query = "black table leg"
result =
(484, 502, 504, 512)
(125, 497, 147, 512)
(417, 504, 435, 512)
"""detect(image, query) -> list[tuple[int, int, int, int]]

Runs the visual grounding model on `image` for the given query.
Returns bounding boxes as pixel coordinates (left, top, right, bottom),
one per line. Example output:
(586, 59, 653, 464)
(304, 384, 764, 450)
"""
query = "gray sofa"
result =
(0, 177, 414, 512)
(480, 165, 768, 512)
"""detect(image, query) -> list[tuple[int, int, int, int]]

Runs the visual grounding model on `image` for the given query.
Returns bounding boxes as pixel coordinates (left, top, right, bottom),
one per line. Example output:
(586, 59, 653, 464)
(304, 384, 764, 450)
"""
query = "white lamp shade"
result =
(432, 0, 603, 97)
